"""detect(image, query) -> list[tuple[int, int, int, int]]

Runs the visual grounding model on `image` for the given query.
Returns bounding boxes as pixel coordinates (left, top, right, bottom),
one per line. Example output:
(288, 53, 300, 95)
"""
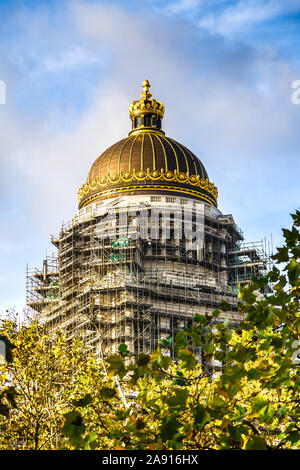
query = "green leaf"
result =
(245, 436, 267, 450)
(291, 210, 300, 225)
(99, 387, 117, 399)
(118, 343, 130, 356)
(0, 401, 9, 417)
(219, 300, 230, 312)
(238, 285, 256, 304)
(192, 314, 204, 323)
(161, 355, 172, 370)
(177, 348, 197, 370)
(192, 404, 211, 430)
(212, 309, 221, 318)
(173, 376, 189, 387)
(165, 388, 188, 408)
(136, 353, 150, 367)
(62, 410, 86, 448)
(160, 336, 174, 347)
(228, 425, 243, 443)
(251, 395, 269, 412)
(286, 430, 300, 445)
(210, 394, 227, 409)
(2, 386, 17, 408)
(203, 342, 215, 355)
(251, 276, 268, 289)
(272, 246, 289, 263)
(285, 258, 300, 284)
(0, 386, 18, 417)
(160, 415, 181, 442)
(72, 394, 93, 408)
(247, 368, 261, 380)
(84, 432, 97, 450)
(106, 354, 126, 378)
(268, 266, 280, 282)
(282, 227, 299, 246)
(222, 364, 247, 383)
(175, 331, 188, 350)
(136, 417, 146, 430)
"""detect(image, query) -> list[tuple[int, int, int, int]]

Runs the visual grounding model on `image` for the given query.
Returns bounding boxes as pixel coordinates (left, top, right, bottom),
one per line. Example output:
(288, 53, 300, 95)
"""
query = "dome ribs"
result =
(88, 144, 111, 182)
(167, 138, 190, 174)
(142, 133, 156, 171)
(128, 134, 139, 173)
(147, 132, 156, 170)
(108, 138, 127, 176)
(181, 144, 199, 176)
(81, 129, 216, 209)
(118, 136, 134, 175)
(153, 133, 168, 172)
(161, 135, 179, 173)
(140, 133, 145, 171)
(87, 132, 209, 181)
(130, 134, 143, 172)
(100, 139, 125, 178)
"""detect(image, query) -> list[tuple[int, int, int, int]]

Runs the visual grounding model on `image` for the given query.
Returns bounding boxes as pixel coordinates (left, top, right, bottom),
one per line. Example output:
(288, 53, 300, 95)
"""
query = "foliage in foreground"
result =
(0, 211, 299, 450)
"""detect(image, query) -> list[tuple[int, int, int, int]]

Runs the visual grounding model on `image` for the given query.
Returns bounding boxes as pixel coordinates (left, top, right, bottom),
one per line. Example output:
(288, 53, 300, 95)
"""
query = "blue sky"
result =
(0, 0, 299, 315)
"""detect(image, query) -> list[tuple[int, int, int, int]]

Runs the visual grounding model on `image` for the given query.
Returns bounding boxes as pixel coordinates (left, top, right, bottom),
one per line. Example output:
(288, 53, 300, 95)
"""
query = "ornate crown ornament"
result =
(128, 80, 165, 119)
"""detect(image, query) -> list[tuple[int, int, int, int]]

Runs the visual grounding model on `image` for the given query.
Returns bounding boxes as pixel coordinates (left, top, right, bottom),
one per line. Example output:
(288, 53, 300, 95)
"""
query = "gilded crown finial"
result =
(141, 79, 152, 100)
(128, 80, 165, 132)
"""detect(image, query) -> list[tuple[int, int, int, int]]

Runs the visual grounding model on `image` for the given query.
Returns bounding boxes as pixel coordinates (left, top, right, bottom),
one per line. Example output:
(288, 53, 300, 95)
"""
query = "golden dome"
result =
(78, 81, 218, 208)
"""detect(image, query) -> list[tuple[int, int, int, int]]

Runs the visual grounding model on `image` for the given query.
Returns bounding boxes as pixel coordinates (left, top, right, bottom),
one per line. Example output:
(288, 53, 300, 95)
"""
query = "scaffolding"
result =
(26, 196, 273, 358)
(227, 240, 272, 293)
(26, 254, 59, 313)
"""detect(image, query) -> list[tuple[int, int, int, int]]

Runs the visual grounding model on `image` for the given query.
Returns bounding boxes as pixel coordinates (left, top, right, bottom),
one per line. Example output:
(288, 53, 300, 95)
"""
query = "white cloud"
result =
(10, 45, 105, 79)
(40, 46, 103, 73)
(197, 0, 300, 35)
(164, 0, 204, 15)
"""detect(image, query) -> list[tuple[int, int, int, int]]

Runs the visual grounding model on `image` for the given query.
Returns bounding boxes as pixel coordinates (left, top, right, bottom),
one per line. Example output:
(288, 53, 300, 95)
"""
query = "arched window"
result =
(144, 115, 151, 127)
(153, 117, 161, 129)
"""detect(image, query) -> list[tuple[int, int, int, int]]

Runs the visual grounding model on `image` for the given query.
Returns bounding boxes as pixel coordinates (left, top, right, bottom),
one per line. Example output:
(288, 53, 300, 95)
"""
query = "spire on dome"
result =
(141, 79, 152, 100)
(128, 80, 165, 134)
